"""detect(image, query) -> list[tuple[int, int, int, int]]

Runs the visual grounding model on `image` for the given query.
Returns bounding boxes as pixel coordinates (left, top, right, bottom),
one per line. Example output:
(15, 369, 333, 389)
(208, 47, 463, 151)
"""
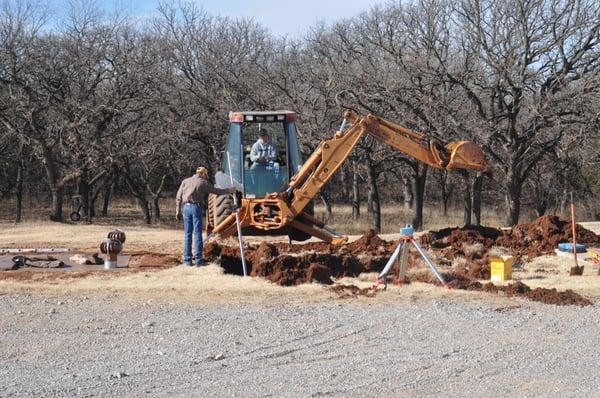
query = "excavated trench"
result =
(205, 215, 599, 306)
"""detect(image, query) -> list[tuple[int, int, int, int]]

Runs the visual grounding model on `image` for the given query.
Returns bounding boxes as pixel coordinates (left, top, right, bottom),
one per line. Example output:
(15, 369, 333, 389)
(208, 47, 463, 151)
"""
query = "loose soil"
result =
(205, 216, 597, 306)
(496, 215, 600, 258)
(204, 232, 398, 286)
(438, 271, 592, 306)
(420, 214, 600, 260)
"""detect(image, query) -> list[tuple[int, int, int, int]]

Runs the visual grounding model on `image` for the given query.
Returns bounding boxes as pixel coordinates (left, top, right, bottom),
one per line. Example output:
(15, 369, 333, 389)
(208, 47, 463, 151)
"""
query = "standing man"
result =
(175, 166, 235, 266)
(250, 130, 277, 169)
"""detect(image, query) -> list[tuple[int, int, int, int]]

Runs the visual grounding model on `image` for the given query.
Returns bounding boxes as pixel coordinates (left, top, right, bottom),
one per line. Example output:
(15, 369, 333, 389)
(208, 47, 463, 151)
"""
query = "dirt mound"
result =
(207, 230, 393, 285)
(420, 225, 501, 249)
(307, 263, 334, 285)
(421, 215, 600, 260)
(466, 263, 491, 279)
(419, 225, 498, 280)
(249, 242, 279, 264)
(343, 229, 395, 256)
(496, 215, 600, 258)
(525, 287, 592, 306)
(203, 242, 240, 262)
(442, 272, 591, 306)
(249, 252, 365, 286)
(273, 241, 332, 254)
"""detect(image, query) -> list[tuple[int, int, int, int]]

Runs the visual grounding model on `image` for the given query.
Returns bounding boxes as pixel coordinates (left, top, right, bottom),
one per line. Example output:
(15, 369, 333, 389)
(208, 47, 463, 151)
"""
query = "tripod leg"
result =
(378, 241, 403, 279)
(411, 239, 447, 287)
(398, 240, 410, 279)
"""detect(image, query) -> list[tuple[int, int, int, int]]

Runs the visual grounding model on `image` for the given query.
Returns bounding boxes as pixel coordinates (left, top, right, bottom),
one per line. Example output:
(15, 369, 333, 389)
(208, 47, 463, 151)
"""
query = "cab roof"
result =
(229, 110, 297, 123)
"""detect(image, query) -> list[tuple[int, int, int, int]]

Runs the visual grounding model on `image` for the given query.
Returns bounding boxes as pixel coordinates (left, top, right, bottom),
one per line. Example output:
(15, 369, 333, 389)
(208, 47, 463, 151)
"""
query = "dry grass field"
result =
(1, 197, 507, 233)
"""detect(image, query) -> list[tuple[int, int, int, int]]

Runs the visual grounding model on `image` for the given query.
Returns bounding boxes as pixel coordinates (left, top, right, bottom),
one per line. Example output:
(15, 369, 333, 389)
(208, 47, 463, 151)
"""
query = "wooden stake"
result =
(571, 192, 578, 268)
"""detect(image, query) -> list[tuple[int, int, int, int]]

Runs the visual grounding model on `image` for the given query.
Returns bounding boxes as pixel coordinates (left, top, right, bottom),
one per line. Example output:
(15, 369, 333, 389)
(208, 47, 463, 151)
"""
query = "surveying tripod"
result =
(375, 224, 447, 288)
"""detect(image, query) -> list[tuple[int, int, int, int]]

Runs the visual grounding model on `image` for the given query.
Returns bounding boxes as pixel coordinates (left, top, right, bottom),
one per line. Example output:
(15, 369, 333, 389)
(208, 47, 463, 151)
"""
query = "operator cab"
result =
(216, 111, 303, 197)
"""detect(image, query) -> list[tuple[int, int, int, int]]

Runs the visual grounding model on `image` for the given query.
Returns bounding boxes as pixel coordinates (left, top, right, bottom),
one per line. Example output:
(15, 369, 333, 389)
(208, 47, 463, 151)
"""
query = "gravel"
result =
(0, 293, 598, 397)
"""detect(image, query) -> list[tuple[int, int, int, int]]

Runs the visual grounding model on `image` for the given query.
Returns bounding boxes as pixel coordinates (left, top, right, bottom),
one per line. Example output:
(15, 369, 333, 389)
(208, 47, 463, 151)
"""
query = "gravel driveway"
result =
(1, 293, 598, 397)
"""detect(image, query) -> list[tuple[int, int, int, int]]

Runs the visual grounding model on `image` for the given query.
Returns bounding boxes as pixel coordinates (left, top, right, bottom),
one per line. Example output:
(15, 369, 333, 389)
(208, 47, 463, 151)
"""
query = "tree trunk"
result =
(533, 182, 548, 217)
(505, 171, 522, 226)
(102, 178, 114, 216)
(460, 171, 472, 226)
(148, 175, 167, 223)
(102, 169, 119, 217)
(352, 160, 360, 220)
(340, 165, 350, 203)
(439, 171, 451, 217)
(78, 171, 90, 222)
(90, 188, 102, 218)
(40, 144, 63, 222)
(463, 187, 472, 226)
(411, 164, 427, 231)
(50, 187, 64, 222)
(139, 197, 151, 224)
(319, 192, 332, 216)
(15, 149, 24, 223)
(153, 197, 161, 222)
(403, 177, 413, 210)
(365, 158, 381, 232)
(472, 172, 483, 226)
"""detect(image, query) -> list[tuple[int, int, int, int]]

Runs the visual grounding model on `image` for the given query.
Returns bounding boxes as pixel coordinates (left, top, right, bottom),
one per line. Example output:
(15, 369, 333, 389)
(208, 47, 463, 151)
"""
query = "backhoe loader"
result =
(206, 110, 488, 244)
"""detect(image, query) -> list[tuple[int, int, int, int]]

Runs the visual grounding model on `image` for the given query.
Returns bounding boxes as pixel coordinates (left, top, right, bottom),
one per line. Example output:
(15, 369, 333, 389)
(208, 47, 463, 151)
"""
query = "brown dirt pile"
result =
(420, 215, 600, 261)
(496, 215, 600, 258)
(438, 271, 592, 306)
(419, 225, 499, 279)
(342, 229, 396, 256)
(205, 230, 392, 286)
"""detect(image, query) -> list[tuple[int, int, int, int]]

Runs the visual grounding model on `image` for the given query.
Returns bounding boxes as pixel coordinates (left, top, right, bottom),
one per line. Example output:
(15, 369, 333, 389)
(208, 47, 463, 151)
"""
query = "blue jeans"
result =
(183, 203, 203, 265)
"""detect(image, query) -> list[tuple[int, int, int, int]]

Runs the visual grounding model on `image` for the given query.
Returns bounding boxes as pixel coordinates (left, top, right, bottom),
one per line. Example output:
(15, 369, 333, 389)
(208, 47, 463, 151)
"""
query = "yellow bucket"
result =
(490, 256, 513, 282)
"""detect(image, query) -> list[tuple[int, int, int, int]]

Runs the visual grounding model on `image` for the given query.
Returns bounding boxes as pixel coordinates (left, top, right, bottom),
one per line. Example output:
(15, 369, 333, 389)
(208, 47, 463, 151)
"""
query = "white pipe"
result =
(226, 152, 248, 277)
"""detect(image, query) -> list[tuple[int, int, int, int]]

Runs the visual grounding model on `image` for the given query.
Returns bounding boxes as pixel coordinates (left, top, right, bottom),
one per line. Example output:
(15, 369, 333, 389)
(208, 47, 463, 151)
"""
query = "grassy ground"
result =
(1, 197, 506, 234)
(313, 204, 506, 234)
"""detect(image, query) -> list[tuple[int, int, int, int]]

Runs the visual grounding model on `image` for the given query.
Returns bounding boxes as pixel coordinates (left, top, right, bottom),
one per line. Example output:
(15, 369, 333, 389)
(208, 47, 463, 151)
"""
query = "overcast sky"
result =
(52, 0, 383, 36)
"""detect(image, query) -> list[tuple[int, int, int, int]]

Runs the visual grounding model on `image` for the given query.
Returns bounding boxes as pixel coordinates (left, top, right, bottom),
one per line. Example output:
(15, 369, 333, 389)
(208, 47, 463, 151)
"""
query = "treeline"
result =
(0, 0, 599, 229)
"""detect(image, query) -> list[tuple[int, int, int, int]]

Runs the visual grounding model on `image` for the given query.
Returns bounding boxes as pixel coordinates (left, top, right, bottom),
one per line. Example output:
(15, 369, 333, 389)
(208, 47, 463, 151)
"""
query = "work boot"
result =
(196, 260, 205, 267)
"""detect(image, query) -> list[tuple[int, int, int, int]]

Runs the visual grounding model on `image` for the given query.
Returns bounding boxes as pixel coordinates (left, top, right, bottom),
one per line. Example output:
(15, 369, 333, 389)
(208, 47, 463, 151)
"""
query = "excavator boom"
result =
(286, 111, 488, 217)
(210, 110, 488, 244)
